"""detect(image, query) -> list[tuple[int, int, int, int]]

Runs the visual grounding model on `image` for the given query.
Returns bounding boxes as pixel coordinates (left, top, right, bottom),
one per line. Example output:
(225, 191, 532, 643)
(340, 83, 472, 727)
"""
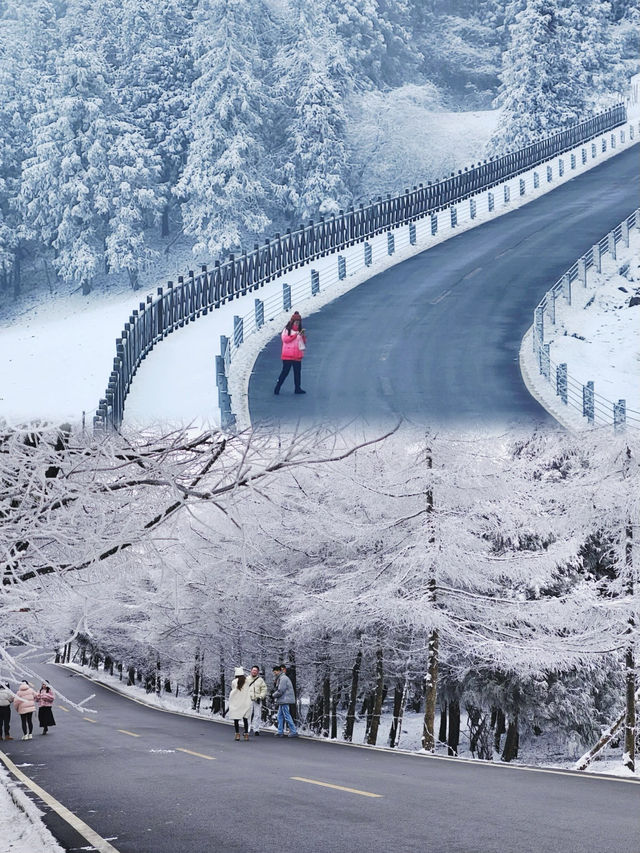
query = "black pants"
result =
(233, 718, 248, 734)
(275, 360, 302, 392)
(20, 712, 33, 735)
(0, 705, 10, 736)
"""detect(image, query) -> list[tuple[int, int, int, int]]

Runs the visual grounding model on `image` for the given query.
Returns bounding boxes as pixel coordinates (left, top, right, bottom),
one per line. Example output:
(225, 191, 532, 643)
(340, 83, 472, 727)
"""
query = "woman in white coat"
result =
(227, 667, 252, 741)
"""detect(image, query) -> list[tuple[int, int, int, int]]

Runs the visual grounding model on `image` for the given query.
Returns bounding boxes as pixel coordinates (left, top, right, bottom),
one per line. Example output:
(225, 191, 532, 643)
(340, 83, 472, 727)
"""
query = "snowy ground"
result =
(0, 763, 63, 853)
(520, 227, 640, 431)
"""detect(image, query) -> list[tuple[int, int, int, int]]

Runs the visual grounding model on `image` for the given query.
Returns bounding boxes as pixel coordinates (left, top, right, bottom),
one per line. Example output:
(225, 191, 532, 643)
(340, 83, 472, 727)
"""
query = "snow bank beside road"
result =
(0, 762, 64, 853)
(521, 227, 640, 430)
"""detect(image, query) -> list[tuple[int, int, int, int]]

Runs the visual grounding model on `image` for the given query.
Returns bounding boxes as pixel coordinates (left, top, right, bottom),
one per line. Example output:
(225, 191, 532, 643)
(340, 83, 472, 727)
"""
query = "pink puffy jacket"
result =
(36, 689, 55, 707)
(280, 329, 305, 361)
(13, 684, 37, 715)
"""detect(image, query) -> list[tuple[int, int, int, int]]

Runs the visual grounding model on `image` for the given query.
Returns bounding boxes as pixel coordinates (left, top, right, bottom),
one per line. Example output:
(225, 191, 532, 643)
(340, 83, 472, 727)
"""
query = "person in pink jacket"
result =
(13, 681, 37, 740)
(36, 683, 56, 735)
(274, 311, 307, 396)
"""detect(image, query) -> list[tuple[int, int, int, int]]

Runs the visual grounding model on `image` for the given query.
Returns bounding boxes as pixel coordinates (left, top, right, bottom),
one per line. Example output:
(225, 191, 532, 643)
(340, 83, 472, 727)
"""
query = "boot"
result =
(234, 733, 241, 741)
(243, 733, 250, 741)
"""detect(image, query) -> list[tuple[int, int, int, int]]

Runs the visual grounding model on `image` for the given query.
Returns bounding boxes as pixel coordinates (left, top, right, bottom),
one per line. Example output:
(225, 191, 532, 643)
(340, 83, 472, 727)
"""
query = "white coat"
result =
(227, 677, 252, 720)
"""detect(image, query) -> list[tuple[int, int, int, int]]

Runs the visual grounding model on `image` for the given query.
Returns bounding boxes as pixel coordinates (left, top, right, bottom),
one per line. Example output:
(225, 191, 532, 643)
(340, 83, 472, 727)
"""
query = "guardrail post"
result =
(409, 223, 417, 244)
(364, 242, 372, 266)
(556, 363, 567, 404)
(338, 255, 346, 279)
(621, 220, 629, 247)
(544, 291, 556, 324)
(233, 315, 243, 347)
(607, 231, 616, 260)
(610, 133, 616, 149)
(630, 124, 635, 140)
(558, 158, 564, 177)
(503, 185, 510, 203)
(570, 153, 576, 170)
(215, 355, 227, 392)
(533, 172, 539, 189)
(519, 178, 525, 196)
(561, 273, 571, 305)
(581, 148, 587, 164)
(254, 298, 264, 330)
(583, 381, 594, 424)
(469, 199, 476, 219)
(534, 306, 544, 349)
(487, 192, 494, 212)
(430, 213, 438, 234)
(577, 258, 587, 287)
(282, 282, 291, 312)
(602, 137, 607, 152)
(450, 207, 457, 227)
(546, 165, 553, 182)
(387, 232, 395, 255)
(311, 268, 320, 295)
(591, 244, 601, 273)
(613, 399, 626, 431)
(620, 129, 625, 143)
(539, 343, 550, 378)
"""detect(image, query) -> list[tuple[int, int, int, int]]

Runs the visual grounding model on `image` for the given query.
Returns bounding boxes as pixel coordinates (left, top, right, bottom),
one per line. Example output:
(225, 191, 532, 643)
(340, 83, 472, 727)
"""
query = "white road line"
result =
(0, 751, 121, 852)
(462, 266, 483, 280)
(291, 776, 382, 798)
(429, 289, 450, 305)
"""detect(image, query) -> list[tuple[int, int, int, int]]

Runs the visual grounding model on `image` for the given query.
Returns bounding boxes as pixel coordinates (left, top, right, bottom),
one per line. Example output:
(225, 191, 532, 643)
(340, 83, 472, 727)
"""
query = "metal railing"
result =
(531, 209, 640, 430)
(95, 104, 628, 431)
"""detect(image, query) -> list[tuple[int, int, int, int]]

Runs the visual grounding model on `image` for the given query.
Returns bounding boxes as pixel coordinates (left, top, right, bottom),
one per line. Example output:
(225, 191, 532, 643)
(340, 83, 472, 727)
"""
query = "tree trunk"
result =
(447, 699, 460, 756)
(438, 702, 448, 743)
(388, 680, 404, 748)
(331, 693, 338, 740)
(575, 685, 640, 769)
(161, 205, 170, 238)
(623, 518, 635, 772)
(422, 628, 438, 751)
(344, 649, 362, 742)
(127, 665, 135, 686)
(322, 674, 331, 738)
(493, 708, 506, 752)
(367, 647, 384, 746)
(192, 648, 201, 712)
(502, 715, 519, 762)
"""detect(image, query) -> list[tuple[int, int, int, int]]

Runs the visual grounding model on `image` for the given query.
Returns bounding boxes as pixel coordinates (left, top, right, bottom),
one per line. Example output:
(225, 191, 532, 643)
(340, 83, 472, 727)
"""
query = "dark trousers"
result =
(20, 712, 33, 735)
(275, 360, 302, 391)
(0, 705, 10, 736)
(233, 718, 248, 734)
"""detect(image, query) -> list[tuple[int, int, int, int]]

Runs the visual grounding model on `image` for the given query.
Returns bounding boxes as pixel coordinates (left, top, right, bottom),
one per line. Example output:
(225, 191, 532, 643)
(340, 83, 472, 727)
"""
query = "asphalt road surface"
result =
(2, 662, 638, 853)
(249, 145, 639, 431)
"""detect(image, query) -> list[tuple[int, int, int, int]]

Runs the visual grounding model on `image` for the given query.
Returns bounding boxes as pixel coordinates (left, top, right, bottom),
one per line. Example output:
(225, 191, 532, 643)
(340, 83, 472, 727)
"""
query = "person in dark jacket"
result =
(0, 682, 15, 740)
(272, 664, 298, 737)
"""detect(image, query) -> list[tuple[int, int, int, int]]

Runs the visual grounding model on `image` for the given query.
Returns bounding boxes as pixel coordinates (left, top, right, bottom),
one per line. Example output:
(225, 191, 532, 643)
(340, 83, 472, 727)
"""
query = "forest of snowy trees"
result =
(2, 424, 638, 769)
(0, 0, 637, 302)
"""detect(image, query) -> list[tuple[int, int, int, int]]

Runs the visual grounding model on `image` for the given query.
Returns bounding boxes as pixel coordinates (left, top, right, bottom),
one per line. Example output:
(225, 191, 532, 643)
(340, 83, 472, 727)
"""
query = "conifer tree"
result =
(175, 0, 273, 256)
(491, 0, 586, 152)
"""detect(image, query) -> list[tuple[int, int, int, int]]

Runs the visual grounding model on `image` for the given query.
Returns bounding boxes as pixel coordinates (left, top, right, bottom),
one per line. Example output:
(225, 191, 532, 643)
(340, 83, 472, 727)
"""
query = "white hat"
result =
(234, 666, 245, 677)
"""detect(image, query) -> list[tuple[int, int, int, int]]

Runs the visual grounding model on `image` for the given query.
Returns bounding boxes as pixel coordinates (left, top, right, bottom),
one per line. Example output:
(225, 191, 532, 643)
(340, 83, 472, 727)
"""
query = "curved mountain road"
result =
(249, 145, 639, 431)
(1, 662, 638, 853)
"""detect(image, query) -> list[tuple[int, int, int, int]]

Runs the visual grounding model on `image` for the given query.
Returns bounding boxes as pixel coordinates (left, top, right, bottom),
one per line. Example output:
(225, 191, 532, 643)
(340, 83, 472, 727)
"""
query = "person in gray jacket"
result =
(272, 664, 298, 738)
(0, 682, 15, 741)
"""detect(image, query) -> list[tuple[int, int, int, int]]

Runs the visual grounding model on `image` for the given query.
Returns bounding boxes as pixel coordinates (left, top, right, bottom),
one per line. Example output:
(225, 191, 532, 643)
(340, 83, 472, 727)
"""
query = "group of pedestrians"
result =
(226, 664, 298, 741)
(0, 680, 56, 741)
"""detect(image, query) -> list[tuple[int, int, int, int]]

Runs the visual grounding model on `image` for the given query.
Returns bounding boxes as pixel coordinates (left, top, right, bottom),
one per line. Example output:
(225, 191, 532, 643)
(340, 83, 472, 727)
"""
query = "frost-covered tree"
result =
(275, 1, 352, 220)
(18, 1, 162, 291)
(560, 0, 617, 104)
(175, 0, 273, 256)
(491, 0, 586, 152)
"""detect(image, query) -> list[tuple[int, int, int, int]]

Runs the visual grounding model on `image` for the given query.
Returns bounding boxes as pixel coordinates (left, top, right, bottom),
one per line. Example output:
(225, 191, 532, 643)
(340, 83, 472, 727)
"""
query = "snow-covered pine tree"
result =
(175, 0, 273, 257)
(112, 0, 197, 239)
(275, 1, 351, 221)
(560, 0, 618, 105)
(18, 0, 162, 292)
(490, 0, 586, 152)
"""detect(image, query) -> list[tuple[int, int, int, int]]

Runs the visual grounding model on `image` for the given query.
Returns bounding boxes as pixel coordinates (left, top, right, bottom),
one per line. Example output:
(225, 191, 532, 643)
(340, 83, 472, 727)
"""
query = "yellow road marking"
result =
(83, 717, 97, 723)
(0, 751, 120, 853)
(176, 747, 215, 761)
(117, 729, 140, 738)
(57, 705, 69, 712)
(291, 776, 382, 798)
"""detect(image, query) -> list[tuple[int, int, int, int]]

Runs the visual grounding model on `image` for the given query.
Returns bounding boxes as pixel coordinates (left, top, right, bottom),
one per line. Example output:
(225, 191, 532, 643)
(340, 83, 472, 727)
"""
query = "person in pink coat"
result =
(274, 311, 307, 395)
(36, 683, 56, 735)
(13, 681, 37, 740)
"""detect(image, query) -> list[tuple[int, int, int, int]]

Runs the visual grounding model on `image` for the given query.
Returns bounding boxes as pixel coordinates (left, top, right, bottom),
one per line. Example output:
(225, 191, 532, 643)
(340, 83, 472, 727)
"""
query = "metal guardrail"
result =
(532, 209, 640, 430)
(95, 105, 629, 431)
